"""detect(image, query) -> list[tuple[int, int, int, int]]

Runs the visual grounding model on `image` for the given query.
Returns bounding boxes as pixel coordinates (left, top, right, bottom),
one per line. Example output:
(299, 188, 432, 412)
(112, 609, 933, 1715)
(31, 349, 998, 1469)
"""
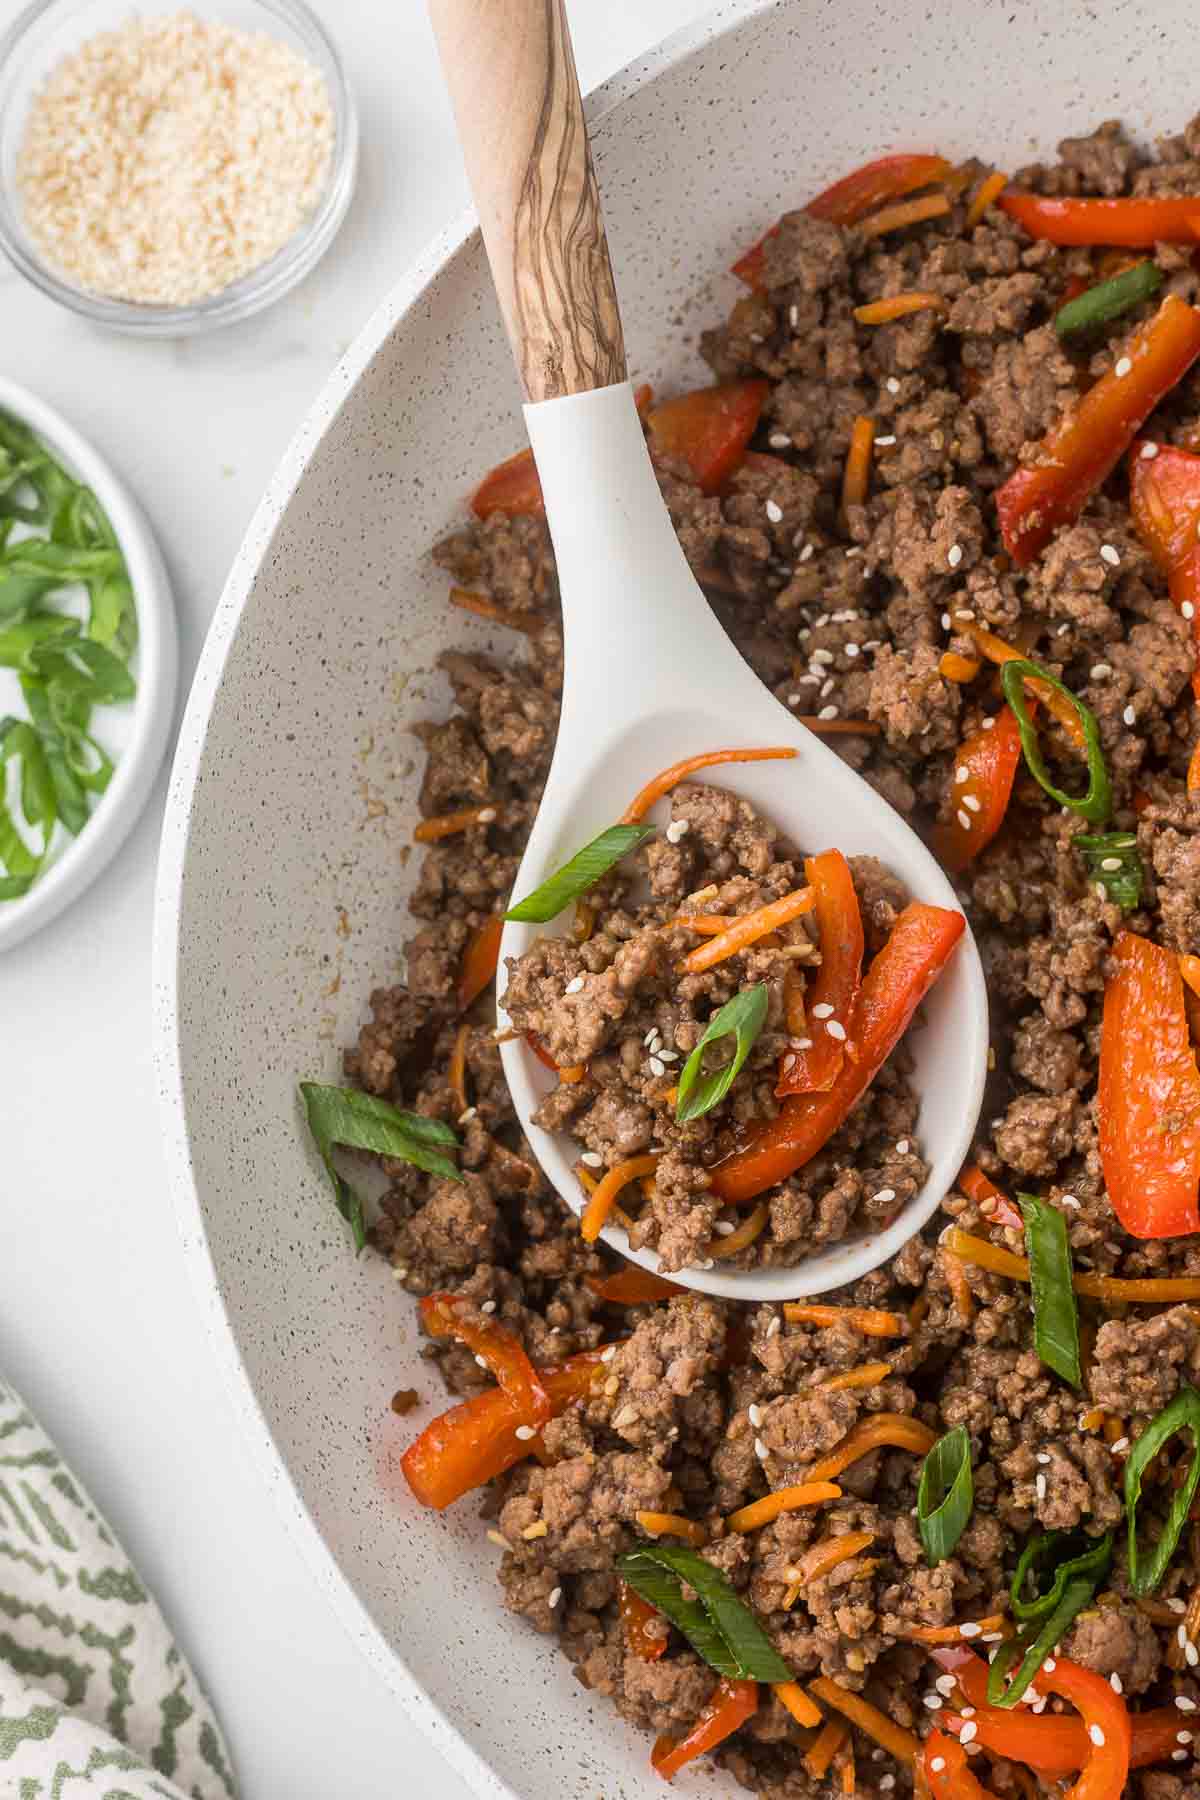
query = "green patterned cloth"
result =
(0, 1379, 238, 1798)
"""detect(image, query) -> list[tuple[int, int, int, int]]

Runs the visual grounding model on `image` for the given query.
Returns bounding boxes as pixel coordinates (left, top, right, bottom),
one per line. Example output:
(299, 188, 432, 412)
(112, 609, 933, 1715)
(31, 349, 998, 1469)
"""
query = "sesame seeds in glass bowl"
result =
(0, 0, 358, 334)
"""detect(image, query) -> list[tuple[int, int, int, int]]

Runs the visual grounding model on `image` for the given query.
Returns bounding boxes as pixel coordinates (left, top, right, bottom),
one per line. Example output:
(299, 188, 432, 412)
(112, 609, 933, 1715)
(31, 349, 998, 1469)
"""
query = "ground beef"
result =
(334, 113, 1200, 1797)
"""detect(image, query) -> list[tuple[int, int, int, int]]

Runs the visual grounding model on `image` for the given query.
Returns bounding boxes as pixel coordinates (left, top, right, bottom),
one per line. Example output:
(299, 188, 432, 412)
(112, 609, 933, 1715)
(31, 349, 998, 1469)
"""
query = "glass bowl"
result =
(0, 0, 358, 335)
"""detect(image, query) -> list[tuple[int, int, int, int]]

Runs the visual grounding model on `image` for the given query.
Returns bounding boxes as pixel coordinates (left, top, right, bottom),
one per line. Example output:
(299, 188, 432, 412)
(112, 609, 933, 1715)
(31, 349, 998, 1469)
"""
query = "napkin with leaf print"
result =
(0, 1377, 237, 1799)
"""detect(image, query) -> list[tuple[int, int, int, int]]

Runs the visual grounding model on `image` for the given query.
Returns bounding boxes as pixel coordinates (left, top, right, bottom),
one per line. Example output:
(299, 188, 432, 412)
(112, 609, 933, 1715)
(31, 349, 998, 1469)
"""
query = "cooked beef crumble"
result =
(339, 119, 1200, 1794)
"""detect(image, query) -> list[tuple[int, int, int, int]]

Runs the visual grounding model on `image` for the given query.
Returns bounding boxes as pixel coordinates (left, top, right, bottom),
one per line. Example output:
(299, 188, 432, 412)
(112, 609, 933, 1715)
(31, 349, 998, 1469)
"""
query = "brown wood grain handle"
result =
(429, 0, 627, 402)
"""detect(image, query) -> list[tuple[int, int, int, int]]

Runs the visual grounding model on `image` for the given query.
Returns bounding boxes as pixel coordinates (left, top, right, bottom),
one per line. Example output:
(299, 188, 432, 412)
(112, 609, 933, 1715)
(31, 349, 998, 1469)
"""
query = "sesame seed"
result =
(799, 543, 814, 563)
(782, 1054, 797, 1073)
(957, 809, 972, 830)
(1177, 1696, 1197, 1711)
(649, 1056, 665, 1077)
(514, 1425, 536, 1440)
(1187, 1642, 1199, 1669)
(800, 673, 821, 686)
(1142, 441, 1160, 459)
(896, 1139, 910, 1155)
(1171, 1599, 1189, 1615)
(1042, 1658, 1056, 1672)
(392, 1266, 409, 1280)
(982, 717, 996, 730)
(942, 611, 953, 630)
(767, 1314, 782, 1338)
(845, 547, 862, 558)
(948, 544, 964, 569)
(812, 1003, 835, 1019)
(659, 1049, 679, 1063)
(1061, 1194, 1080, 1209)
(1090, 662, 1113, 679)
(548, 1587, 562, 1608)
(487, 1529, 511, 1549)
(1174, 1749, 1189, 1762)
(1115, 356, 1133, 378)
(643, 1028, 658, 1046)
(826, 1019, 847, 1041)
(960, 1722, 978, 1746)
(480, 1300, 496, 1314)
(1180, 1731, 1193, 1744)
(789, 304, 800, 328)
(1095, 882, 1108, 900)
(961, 1707, 976, 1719)
(581, 1151, 603, 1168)
(458, 1107, 478, 1127)
(1036, 1473, 1047, 1500)
(748, 1403, 764, 1428)
(786, 692, 801, 707)
(754, 1436, 770, 1461)
(600, 1345, 617, 1362)
(794, 1036, 814, 1050)
(1086, 1725, 1106, 1749)
(963, 794, 982, 814)
(956, 608, 976, 622)
(955, 766, 970, 785)
(930, 1756, 946, 1772)
(769, 432, 792, 449)
(812, 648, 835, 666)
(1100, 856, 1123, 872)
(475, 1353, 488, 1369)
(845, 642, 861, 658)
(1110, 1672, 1124, 1694)
(981, 1632, 1003, 1643)
(1036, 1452, 1051, 1464)
(714, 1220, 736, 1235)
(875, 434, 897, 446)
(1123, 704, 1137, 726)
(874, 1187, 897, 1205)
(880, 1778, 896, 1792)
(820, 679, 835, 698)
(959, 1622, 982, 1638)
(766, 499, 784, 524)
(1099, 544, 1121, 567)
(887, 377, 901, 394)
(666, 818, 690, 844)
(924, 1695, 944, 1713)
(564, 975, 585, 995)
(1183, 1625, 1195, 1651)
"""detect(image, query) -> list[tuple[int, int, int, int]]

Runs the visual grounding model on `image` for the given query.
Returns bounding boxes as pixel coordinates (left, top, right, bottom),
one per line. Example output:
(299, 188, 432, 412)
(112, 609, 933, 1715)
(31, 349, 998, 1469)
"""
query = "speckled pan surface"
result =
(154, 1, 1195, 1793)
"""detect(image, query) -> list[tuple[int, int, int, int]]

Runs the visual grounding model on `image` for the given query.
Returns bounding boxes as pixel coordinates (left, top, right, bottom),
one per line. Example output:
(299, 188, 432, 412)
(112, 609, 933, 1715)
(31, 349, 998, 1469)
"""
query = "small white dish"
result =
(0, 378, 177, 953)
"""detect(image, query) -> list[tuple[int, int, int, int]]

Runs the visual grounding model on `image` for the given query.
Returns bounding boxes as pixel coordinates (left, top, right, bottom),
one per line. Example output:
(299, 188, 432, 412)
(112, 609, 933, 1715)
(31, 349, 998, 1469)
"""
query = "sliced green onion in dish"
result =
(988, 1530, 1113, 1708)
(1125, 1384, 1200, 1595)
(1000, 659, 1112, 825)
(1020, 1191, 1082, 1388)
(1054, 259, 1162, 339)
(1076, 830, 1144, 910)
(615, 1545, 792, 1682)
(675, 983, 769, 1124)
(505, 824, 654, 924)
(1010, 1528, 1113, 1623)
(917, 1425, 974, 1567)
(299, 1082, 461, 1253)
(0, 719, 56, 898)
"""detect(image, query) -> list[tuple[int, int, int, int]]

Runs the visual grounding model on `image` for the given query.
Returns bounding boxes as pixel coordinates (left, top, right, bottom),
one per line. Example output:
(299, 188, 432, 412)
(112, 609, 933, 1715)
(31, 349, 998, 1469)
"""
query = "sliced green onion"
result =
(1020, 1192, 1082, 1389)
(1076, 831, 1143, 910)
(988, 1530, 1113, 1707)
(505, 824, 653, 924)
(1010, 1528, 1113, 1624)
(1125, 1385, 1200, 1595)
(299, 1082, 461, 1252)
(615, 1546, 793, 1683)
(675, 983, 769, 1124)
(1054, 260, 1162, 338)
(917, 1425, 974, 1566)
(1000, 659, 1112, 825)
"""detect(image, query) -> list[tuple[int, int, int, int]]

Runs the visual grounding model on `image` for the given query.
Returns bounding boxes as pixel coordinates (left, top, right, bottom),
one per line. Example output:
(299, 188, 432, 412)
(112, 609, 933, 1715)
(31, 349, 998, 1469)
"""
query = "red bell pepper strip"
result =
(651, 1678, 759, 1781)
(929, 1645, 1022, 1714)
(1001, 192, 1200, 248)
(712, 902, 965, 1204)
(923, 1728, 998, 1800)
(585, 1268, 684, 1305)
(776, 849, 863, 1096)
(646, 380, 770, 495)
(457, 915, 503, 1011)
(1098, 929, 1200, 1240)
(995, 295, 1200, 566)
(400, 1347, 608, 1510)
(930, 706, 1025, 872)
(956, 1164, 1025, 1232)
(942, 1705, 1185, 1776)
(1038, 1657, 1131, 1800)
(419, 1294, 550, 1428)
(471, 385, 653, 517)
(1129, 439, 1200, 698)
(619, 1580, 668, 1661)
(732, 153, 952, 287)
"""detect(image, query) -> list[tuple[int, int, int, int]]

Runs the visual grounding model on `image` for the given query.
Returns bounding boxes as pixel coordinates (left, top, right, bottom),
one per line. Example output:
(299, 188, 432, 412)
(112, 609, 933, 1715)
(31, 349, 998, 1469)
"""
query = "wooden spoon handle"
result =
(428, 0, 627, 402)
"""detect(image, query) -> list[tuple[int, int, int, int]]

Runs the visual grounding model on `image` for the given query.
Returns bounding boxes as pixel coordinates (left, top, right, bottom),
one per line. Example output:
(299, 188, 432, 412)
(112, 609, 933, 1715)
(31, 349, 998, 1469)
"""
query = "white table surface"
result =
(0, 2, 708, 1793)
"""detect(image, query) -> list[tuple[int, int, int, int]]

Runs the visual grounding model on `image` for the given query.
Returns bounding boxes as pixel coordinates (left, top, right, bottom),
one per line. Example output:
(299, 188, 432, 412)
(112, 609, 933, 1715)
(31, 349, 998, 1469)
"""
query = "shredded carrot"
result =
(942, 1249, 975, 1323)
(1103, 1413, 1127, 1446)
(706, 1202, 770, 1260)
(1080, 1408, 1106, 1432)
(557, 1062, 586, 1084)
(939, 650, 982, 683)
(904, 1614, 1009, 1645)
(944, 1224, 1200, 1303)
(853, 291, 946, 326)
(783, 1304, 907, 1338)
(585, 1268, 683, 1304)
(806, 1720, 850, 1780)
(808, 1677, 919, 1766)
(669, 913, 736, 934)
(775, 1681, 823, 1730)
(781, 1577, 804, 1612)
(794, 1530, 877, 1587)
(621, 747, 796, 824)
(807, 1415, 937, 1486)
(784, 965, 808, 1037)
(457, 915, 504, 1012)
(726, 1482, 844, 1534)
(448, 586, 538, 633)
(448, 1022, 470, 1115)
(580, 1154, 659, 1243)
(822, 1361, 893, 1393)
(859, 192, 952, 238)
(576, 1164, 598, 1192)
(799, 717, 882, 735)
(680, 886, 815, 974)
(841, 1749, 857, 1797)
(573, 901, 594, 944)
(842, 415, 876, 513)
(635, 1510, 707, 1548)
(952, 617, 1085, 746)
(965, 171, 1009, 230)
(414, 803, 498, 843)
(1138, 1597, 1187, 1627)
(908, 1293, 930, 1330)
(940, 163, 975, 200)
(1189, 740, 1200, 794)
(1181, 953, 1200, 1001)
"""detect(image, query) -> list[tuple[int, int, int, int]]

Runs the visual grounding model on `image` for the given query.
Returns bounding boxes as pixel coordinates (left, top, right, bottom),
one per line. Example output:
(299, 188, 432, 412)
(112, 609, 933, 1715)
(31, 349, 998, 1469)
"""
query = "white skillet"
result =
(429, 0, 988, 1301)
